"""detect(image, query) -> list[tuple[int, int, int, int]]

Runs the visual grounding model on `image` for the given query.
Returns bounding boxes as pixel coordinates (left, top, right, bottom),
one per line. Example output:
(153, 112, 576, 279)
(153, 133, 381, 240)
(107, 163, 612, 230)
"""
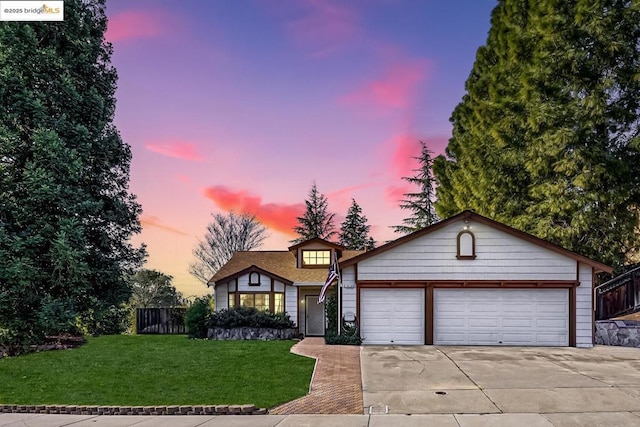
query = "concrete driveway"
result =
(361, 345, 640, 426)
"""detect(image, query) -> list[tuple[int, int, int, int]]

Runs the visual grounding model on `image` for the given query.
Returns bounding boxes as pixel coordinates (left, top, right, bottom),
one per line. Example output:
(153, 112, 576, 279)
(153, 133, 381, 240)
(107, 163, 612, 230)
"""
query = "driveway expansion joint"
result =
(435, 347, 504, 414)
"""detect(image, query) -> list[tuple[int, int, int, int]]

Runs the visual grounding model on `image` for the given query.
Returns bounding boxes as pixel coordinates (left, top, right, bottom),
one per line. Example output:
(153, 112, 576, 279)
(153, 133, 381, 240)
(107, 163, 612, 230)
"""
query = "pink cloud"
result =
(383, 134, 450, 205)
(203, 186, 305, 236)
(145, 141, 204, 161)
(287, 0, 359, 56)
(341, 60, 429, 113)
(140, 216, 189, 236)
(106, 11, 166, 43)
(327, 183, 375, 200)
(390, 134, 422, 179)
(385, 185, 410, 205)
(174, 174, 191, 184)
(387, 134, 450, 180)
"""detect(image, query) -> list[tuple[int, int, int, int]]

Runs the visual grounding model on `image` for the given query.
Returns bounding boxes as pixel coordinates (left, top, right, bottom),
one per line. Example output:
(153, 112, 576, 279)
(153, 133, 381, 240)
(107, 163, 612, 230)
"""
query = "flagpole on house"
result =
(337, 251, 342, 336)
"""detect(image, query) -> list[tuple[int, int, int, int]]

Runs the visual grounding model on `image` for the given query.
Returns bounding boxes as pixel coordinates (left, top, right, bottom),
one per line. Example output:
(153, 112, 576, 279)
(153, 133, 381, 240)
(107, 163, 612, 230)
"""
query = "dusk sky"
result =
(104, 0, 497, 297)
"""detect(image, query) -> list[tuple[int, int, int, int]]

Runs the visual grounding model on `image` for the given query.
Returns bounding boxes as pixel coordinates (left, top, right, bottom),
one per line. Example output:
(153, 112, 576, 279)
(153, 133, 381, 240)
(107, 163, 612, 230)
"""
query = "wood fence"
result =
(136, 308, 187, 334)
(595, 266, 640, 320)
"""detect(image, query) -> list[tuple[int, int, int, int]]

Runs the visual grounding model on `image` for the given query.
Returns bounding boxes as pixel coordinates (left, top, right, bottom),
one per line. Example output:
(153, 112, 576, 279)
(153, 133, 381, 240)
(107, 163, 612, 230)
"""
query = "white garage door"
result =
(360, 289, 424, 345)
(434, 289, 569, 346)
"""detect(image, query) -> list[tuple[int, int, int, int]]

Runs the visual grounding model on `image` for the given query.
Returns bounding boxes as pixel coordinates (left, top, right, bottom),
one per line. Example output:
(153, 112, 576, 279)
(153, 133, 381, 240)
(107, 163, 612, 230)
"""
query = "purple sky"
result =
(105, 0, 497, 297)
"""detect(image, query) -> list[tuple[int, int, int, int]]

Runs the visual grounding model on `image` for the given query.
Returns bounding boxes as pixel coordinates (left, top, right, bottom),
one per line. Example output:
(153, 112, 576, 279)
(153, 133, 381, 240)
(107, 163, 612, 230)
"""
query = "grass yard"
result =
(0, 335, 315, 408)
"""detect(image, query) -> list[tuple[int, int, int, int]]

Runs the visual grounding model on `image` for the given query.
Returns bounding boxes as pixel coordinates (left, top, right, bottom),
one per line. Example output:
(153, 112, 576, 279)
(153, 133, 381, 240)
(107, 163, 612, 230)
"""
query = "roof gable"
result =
(215, 264, 293, 286)
(287, 237, 345, 252)
(340, 210, 612, 273)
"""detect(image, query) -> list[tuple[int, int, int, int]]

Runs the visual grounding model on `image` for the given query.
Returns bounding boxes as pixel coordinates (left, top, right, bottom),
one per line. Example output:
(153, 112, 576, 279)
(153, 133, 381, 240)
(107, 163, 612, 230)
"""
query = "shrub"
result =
(78, 303, 131, 336)
(185, 296, 213, 339)
(209, 306, 295, 329)
(324, 293, 362, 345)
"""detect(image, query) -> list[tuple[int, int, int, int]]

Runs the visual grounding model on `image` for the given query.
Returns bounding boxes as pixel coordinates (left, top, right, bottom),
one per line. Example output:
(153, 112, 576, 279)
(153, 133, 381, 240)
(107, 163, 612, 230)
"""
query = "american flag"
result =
(318, 253, 339, 303)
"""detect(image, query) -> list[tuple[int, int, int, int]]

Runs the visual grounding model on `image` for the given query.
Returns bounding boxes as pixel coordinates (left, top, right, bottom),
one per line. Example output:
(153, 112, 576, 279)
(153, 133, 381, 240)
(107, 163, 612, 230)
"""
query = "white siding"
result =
(341, 267, 357, 317)
(285, 286, 298, 326)
(237, 273, 271, 292)
(358, 219, 576, 281)
(576, 263, 594, 347)
(215, 283, 228, 311)
(274, 281, 285, 292)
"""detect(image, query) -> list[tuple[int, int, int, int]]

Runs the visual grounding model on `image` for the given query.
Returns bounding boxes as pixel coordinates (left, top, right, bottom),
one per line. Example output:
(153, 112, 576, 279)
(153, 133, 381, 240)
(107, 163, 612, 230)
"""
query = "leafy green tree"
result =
(394, 141, 440, 234)
(190, 212, 267, 283)
(339, 199, 374, 250)
(292, 182, 336, 243)
(434, 0, 640, 269)
(130, 269, 184, 308)
(0, 0, 145, 351)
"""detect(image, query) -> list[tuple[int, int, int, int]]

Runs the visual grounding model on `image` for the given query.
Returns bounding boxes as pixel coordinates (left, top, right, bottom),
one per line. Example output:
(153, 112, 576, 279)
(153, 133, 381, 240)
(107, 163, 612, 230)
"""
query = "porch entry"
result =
(305, 295, 325, 336)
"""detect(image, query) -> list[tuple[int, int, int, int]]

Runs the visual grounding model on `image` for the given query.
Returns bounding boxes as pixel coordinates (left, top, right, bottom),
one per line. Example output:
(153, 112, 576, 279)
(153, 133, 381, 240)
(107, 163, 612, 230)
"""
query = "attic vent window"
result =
(249, 271, 261, 286)
(457, 230, 476, 260)
(302, 250, 331, 266)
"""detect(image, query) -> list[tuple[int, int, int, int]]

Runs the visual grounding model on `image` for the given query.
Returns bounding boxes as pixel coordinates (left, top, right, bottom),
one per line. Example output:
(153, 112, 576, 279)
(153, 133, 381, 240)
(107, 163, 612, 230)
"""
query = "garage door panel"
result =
(502, 333, 533, 343)
(468, 303, 496, 313)
(360, 289, 424, 345)
(438, 318, 465, 328)
(437, 302, 464, 313)
(537, 319, 567, 328)
(503, 303, 534, 313)
(502, 318, 533, 328)
(467, 332, 499, 343)
(434, 289, 569, 346)
(470, 318, 500, 328)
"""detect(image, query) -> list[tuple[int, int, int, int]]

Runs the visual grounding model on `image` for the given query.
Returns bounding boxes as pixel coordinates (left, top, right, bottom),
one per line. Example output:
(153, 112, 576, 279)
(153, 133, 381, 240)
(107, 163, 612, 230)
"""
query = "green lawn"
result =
(0, 335, 315, 408)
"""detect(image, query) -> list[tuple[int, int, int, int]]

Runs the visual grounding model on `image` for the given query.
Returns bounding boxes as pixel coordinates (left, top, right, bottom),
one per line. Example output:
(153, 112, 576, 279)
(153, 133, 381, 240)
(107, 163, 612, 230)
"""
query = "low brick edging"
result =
(0, 404, 267, 416)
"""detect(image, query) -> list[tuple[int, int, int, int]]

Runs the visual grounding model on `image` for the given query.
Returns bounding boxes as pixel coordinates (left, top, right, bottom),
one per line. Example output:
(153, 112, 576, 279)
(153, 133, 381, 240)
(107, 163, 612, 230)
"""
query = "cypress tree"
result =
(434, 0, 640, 268)
(0, 0, 145, 350)
(394, 141, 440, 234)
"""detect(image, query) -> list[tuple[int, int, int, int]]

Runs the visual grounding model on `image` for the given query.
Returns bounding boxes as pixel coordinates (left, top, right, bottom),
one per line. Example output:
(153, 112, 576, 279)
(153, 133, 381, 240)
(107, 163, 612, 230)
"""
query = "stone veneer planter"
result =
(595, 320, 640, 347)
(208, 327, 298, 341)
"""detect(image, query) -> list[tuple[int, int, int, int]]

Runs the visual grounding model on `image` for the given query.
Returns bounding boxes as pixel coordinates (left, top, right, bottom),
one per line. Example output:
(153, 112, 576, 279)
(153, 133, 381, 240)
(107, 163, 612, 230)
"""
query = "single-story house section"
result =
(208, 238, 364, 337)
(208, 210, 612, 347)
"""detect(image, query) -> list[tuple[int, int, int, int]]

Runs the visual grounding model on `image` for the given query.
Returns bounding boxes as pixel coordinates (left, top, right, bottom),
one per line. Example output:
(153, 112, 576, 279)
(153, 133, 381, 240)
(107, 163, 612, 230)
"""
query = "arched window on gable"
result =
(248, 271, 261, 286)
(457, 230, 476, 260)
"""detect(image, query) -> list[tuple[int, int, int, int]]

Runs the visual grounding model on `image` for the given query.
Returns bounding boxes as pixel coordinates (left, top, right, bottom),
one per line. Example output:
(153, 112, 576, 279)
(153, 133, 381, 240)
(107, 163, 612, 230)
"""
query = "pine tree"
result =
(394, 141, 440, 234)
(0, 0, 145, 350)
(292, 182, 336, 243)
(434, 0, 640, 269)
(339, 199, 374, 250)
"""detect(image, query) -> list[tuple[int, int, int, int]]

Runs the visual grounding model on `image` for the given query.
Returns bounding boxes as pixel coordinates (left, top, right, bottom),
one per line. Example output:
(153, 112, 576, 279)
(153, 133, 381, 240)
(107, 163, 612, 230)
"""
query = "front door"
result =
(305, 295, 325, 336)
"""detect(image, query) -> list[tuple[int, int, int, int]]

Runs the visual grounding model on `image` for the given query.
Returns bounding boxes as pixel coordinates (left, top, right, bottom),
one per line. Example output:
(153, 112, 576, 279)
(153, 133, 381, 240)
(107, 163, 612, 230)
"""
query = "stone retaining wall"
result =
(0, 404, 266, 415)
(208, 327, 298, 340)
(595, 320, 640, 347)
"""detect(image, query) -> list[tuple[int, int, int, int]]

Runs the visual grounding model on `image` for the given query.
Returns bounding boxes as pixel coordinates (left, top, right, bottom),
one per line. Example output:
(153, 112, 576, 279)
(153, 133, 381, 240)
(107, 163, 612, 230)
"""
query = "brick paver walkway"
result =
(269, 338, 363, 414)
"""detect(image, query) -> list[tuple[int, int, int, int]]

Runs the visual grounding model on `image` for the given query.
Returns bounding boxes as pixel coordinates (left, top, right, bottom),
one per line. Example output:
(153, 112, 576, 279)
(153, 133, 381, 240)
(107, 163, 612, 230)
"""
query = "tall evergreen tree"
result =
(292, 182, 336, 243)
(394, 141, 440, 234)
(339, 199, 374, 250)
(0, 0, 145, 350)
(434, 0, 640, 269)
